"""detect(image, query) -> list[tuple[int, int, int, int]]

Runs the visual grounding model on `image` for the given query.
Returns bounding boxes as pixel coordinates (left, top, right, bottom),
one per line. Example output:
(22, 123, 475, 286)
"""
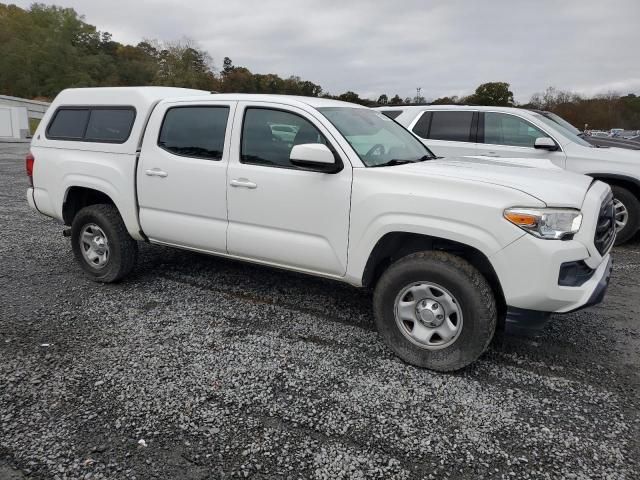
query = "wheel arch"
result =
(587, 173, 640, 199)
(361, 232, 507, 323)
(62, 185, 117, 226)
(60, 178, 144, 241)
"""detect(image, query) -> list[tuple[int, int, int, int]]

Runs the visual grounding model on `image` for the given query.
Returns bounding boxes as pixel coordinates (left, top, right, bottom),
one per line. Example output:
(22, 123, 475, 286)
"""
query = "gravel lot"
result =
(1, 142, 639, 479)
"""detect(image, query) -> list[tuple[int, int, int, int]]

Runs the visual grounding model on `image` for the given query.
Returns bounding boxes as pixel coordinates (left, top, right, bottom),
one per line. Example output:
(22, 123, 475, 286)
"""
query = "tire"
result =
(71, 204, 138, 283)
(611, 185, 640, 245)
(373, 251, 496, 372)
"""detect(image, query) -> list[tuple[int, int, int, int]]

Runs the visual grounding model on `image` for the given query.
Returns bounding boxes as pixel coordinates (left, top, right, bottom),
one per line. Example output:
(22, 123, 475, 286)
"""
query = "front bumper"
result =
(503, 255, 613, 336)
(567, 254, 613, 312)
(491, 229, 613, 313)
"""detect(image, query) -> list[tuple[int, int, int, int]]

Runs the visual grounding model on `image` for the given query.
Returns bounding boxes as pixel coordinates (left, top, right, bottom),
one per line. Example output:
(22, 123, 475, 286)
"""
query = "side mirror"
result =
(534, 137, 558, 151)
(290, 143, 341, 173)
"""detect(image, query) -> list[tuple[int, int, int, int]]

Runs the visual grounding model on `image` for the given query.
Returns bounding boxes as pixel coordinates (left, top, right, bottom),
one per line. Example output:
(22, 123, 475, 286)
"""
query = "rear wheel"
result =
(373, 251, 496, 372)
(611, 185, 640, 245)
(71, 204, 138, 282)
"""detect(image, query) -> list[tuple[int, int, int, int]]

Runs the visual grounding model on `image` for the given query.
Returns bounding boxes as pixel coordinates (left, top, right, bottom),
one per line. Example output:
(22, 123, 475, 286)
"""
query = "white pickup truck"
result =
(26, 87, 615, 371)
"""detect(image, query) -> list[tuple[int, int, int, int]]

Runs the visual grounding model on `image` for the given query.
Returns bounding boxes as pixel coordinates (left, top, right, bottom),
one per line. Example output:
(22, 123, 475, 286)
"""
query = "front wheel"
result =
(71, 204, 138, 282)
(611, 185, 640, 245)
(373, 251, 496, 372)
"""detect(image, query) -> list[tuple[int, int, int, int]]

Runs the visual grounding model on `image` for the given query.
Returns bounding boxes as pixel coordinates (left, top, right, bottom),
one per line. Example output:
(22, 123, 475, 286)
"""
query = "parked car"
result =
(621, 130, 640, 140)
(378, 105, 640, 244)
(536, 113, 640, 150)
(589, 131, 610, 138)
(269, 123, 299, 143)
(27, 87, 615, 371)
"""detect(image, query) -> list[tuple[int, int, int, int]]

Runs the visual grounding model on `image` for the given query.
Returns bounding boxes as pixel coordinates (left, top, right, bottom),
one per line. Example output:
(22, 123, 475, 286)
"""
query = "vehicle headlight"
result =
(504, 208, 583, 239)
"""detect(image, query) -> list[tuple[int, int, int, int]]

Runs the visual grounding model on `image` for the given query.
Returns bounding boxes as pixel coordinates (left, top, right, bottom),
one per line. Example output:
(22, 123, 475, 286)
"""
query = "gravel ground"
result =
(1, 142, 639, 479)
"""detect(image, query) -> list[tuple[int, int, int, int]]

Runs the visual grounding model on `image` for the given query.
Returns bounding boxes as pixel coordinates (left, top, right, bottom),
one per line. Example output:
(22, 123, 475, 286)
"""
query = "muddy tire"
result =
(611, 185, 640, 245)
(71, 204, 138, 283)
(373, 251, 496, 372)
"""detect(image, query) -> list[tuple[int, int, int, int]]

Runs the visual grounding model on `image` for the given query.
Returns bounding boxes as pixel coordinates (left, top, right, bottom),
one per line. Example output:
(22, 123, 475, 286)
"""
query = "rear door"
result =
(409, 110, 478, 157)
(475, 111, 566, 167)
(137, 100, 236, 252)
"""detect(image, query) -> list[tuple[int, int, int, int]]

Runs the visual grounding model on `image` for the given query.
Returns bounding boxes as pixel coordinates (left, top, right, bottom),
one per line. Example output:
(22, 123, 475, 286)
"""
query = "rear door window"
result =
(427, 111, 474, 142)
(158, 106, 230, 160)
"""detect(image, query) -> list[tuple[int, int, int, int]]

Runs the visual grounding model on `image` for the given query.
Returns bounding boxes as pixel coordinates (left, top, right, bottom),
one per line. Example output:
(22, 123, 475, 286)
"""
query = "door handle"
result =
(145, 168, 168, 178)
(230, 178, 257, 189)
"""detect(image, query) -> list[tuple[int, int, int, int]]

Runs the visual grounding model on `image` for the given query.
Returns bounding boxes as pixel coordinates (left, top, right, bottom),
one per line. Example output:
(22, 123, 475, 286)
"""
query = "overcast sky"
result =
(11, 0, 640, 102)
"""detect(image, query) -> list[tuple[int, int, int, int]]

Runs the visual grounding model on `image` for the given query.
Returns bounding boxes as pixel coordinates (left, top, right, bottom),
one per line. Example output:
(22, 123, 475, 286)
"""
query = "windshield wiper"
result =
(371, 159, 415, 168)
(371, 155, 436, 168)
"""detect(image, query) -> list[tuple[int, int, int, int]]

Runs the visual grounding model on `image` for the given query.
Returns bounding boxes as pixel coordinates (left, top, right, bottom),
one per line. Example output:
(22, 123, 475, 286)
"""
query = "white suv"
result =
(378, 105, 640, 244)
(26, 88, 615, 371)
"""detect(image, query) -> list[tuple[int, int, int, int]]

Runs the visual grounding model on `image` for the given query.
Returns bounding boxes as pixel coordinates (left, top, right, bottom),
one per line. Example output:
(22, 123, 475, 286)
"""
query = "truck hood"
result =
(393, 156, 593, 208)
(569, 143, 640, 163)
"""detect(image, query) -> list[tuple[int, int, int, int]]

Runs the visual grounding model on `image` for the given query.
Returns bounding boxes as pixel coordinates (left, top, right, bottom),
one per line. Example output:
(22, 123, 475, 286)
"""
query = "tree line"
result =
(1, 3, 638, 129)
(0, 4, 322, 99)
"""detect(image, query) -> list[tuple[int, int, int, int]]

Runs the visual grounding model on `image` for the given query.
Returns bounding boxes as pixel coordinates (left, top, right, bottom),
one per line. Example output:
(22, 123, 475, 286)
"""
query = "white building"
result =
(0, 106, 29, 140)
(0, 95, 50, 141)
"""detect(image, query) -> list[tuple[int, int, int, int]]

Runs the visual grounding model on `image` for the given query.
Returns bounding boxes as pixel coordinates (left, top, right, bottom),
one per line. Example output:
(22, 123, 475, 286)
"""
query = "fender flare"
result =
(585, 173, 640, 193)
(61, 176, 144, 241)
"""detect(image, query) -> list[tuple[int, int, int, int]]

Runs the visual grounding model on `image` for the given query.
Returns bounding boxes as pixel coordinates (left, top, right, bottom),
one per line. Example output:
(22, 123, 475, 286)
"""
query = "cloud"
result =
(10, 0, 640, 102)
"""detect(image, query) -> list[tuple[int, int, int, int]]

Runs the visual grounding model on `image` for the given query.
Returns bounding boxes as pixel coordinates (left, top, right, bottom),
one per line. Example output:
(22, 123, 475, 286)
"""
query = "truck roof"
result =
(51, 87, 361, 110)
(34, 87, 367, 156)
(51, 87, 211, 109)
(376, 105, 529, 114)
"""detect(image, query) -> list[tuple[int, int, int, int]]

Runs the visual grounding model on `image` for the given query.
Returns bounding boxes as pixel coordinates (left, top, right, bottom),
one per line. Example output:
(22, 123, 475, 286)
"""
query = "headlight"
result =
(504, 208, 583, 239)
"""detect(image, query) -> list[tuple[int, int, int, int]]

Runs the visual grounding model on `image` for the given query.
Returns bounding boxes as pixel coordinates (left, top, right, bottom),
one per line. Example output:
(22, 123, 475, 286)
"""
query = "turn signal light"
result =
(504, 212, 538, 227)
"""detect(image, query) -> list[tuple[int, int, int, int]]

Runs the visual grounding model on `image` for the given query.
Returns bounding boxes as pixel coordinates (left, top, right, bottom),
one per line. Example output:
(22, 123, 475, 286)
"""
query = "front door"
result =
(475, 112, 567, 167)
(226, 102, 352, 276)
(137, 101, 236, 252)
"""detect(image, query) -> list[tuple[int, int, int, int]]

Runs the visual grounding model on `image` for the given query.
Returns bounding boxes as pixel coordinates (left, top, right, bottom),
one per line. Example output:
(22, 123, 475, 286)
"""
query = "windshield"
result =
(532, 112, 592, 147)
(544, 112, 580, 134)
(318, 107, 435, 167)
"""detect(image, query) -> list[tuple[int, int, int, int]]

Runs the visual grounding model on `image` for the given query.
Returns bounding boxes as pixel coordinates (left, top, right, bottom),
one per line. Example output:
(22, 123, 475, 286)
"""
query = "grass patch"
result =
(29, 117, 41, 135)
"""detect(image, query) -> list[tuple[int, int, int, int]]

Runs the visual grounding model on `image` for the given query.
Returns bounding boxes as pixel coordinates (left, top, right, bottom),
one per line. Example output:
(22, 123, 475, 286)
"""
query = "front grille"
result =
(594, 193, 615, 255)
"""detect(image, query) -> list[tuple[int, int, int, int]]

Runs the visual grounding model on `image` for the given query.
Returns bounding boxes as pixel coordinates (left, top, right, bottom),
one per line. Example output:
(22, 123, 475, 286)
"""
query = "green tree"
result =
(297, 80, 322, 97)
(112, 44, 158, 86)
(389, 94, 403, 105)
(220, 66, 256, 92)
(467, 82, 514, 106)
(338, 91, 362, 103)
(0, 4, 324, 100)
(222, 56, 233, 74)
(153, 40, 215, 90)
(431, 96, 459, 105)
(377, 94, 388, 104)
